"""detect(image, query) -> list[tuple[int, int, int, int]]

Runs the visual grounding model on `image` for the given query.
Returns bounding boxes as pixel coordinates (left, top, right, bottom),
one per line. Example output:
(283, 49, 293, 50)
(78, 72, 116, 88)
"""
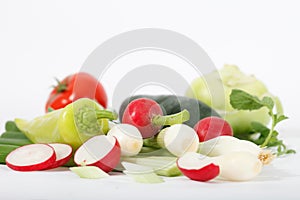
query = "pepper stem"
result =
(95, 110, 118, 121)
(152, 109, 190, 126)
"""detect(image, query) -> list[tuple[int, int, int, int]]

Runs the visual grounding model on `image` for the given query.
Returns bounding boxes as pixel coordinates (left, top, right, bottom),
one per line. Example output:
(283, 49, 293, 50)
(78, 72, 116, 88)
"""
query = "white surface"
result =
(0, 0, 300, 199)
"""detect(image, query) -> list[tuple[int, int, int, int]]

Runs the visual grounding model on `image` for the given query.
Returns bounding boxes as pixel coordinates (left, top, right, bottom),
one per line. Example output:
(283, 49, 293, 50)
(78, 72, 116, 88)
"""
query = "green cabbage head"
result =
(186, 65, 283, 135)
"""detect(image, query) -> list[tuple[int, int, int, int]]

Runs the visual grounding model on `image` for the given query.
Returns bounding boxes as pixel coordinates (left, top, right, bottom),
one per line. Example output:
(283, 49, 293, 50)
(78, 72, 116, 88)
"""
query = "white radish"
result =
(215, 151, 263, 181)
(107, 124, 143, 156)
(6, 144, 56, 171)
(158, 124, 199, 157)
(198, 136, 273, 164)
(48, 143, 73, 169)
(74, 135, 121, 173)
(178, 151, 263, 181)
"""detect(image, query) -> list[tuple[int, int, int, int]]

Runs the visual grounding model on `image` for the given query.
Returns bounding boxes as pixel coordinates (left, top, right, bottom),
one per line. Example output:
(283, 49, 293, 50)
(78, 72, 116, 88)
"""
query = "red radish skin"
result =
(6, 144, 56, 171)
(194, 117, 233, 142)
(122, 98, 164, 138)
(177, 162, 220, 182)
(74, 135, 121, 173)
(48, 143, 73, 169)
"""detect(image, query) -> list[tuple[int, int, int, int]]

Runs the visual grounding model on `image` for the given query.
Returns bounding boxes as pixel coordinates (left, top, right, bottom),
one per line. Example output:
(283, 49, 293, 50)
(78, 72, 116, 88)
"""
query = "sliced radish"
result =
(107, 124, 143, 156)
(158, 124, 199, 157)
(6, 144, 56, 171)
(74, 135, 121, 173)
(177, 152, 219, 182)
(48, 143, 73, 169)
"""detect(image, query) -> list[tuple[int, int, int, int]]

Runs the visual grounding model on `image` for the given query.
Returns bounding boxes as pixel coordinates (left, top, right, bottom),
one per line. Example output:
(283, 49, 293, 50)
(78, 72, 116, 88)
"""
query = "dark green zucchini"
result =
(119, 95, 220, 127)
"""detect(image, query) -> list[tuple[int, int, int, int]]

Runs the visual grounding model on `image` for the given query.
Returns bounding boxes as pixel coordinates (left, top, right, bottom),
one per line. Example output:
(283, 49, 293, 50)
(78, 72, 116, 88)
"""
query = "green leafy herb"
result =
(230, 89, 295, 156)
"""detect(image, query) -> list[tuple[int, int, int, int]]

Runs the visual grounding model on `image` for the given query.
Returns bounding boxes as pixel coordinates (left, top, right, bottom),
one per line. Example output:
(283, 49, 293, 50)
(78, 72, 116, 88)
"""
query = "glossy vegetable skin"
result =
(45, 72, 108, 112)
(15, 98, 117, 150)
(119, 95, 220, 128)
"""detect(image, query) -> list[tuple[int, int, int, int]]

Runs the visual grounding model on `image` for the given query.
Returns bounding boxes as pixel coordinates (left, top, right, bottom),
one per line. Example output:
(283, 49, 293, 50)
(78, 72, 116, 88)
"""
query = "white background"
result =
(0, 1, 299, 199)
(1, 0, 300, 129)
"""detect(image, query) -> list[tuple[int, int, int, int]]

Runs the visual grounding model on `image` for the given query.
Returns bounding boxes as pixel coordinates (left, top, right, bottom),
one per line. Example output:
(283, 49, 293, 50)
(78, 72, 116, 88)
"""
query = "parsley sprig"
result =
(230, 89, 296, 156)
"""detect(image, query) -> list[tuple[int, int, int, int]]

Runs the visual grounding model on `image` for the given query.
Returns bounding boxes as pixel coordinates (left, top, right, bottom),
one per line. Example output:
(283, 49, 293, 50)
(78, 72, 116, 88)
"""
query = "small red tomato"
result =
(45, 72, 107, 112)
(193, 116, 233, 142)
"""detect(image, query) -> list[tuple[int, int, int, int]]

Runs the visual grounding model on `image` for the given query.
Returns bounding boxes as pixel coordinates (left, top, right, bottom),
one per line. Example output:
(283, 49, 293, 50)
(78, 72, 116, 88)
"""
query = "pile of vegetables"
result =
(0, 68, 295, 183)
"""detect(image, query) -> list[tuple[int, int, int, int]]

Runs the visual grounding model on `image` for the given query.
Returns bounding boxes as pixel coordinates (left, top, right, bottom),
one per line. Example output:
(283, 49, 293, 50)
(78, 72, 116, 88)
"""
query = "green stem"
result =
(261, 110, 275, 147)
(151, 109, 190, 126)
(95, 110, 118, 120)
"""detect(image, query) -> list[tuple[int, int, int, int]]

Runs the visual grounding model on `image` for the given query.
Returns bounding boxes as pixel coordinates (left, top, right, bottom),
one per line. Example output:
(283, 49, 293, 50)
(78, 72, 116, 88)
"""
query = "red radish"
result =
(48, 143, 73, 169)
(177, 152, 220, 182)
(122, 98, 190, 138)
(74, 135, 121, 173)
(193, 116, 233, 142)
(6, 144, 56, 171)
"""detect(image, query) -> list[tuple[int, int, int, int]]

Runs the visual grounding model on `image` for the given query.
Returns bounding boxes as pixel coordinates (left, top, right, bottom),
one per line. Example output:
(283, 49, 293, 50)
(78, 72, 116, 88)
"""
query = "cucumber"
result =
(119, 95, 220, 127)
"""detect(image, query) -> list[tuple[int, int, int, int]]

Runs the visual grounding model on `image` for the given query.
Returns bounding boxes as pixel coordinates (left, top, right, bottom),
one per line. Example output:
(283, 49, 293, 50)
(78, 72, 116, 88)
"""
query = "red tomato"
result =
(45, 72, 107, 112)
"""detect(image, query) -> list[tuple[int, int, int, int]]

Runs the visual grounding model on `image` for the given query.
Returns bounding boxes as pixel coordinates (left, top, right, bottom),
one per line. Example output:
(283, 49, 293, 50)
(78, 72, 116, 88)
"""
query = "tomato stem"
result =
(54, 77, 67, 93)
(152, 109, 190, 126)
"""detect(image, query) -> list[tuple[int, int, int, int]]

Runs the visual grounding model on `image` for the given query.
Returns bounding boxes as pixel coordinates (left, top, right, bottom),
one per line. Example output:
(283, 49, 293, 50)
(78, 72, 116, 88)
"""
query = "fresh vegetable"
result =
(122, 98, 190, 138)
(186, 65, 281, 134)
(198, 136, 273, 165)
(177, 154, 220, 182)
(45, 72, 107, 112)
(74, 135, 121, 173)
(5, 121, 21, 132)
(6, 144, 56, 171)
(48, 143, 73, 169)
(122, 162, 165, 184)
(122, 156, 181, 177)
(107, 124, 143, 157)
(193, 116, 233, 142)
(157, 124, 199, 157)
(57, 98, 115, 149)
(70, 166, 109, 179)
(179, 152, 262, 181)
(0, 122, 33, 164)
(119, 95, 220, 128)
(0, 138, 32, 146)
(230, 89, 295, 155)
(0, 131, 29, 140)
(0, 144, 20, 164)
(15, 98, 117, 149)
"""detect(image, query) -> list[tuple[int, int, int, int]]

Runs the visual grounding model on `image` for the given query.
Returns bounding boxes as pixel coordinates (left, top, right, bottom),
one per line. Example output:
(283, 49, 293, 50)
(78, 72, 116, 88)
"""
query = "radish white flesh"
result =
(6, 144, 56, 171)
(107, 124, 143, 156)
(48, 143, 73, 169)
(198, 136, 273, 164)
(159, 124, 199, 157)
(74, 135, 121, 173)
(178, 151, 263, 181)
